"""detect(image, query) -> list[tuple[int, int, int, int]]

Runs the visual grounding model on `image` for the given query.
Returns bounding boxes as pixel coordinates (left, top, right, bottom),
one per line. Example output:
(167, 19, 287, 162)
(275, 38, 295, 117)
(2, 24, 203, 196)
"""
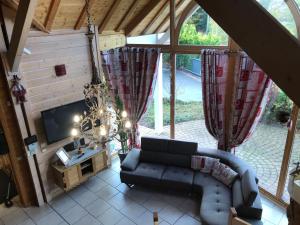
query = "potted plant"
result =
(115, 96, 131, 162)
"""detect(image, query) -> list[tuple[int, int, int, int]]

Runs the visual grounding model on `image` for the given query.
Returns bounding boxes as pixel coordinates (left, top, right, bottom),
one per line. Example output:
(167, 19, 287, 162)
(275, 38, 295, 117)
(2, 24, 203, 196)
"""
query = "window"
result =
(236, 84, 293, 196)
(139, 53, 171, 138)
(178, 7, 228, 46)
(174, 54, 216, 147)
(257, 0, 297, 37)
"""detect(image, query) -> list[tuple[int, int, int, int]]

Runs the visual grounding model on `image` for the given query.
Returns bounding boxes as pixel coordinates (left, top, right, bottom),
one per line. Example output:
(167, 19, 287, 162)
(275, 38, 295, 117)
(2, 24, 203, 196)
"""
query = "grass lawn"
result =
(139, 98, 204, 129)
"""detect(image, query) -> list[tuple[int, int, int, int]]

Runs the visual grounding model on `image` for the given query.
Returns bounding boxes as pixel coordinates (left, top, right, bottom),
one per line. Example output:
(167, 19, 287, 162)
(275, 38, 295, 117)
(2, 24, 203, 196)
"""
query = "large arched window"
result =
(178, 7, 228, 46)
(257, 0, 298, 36)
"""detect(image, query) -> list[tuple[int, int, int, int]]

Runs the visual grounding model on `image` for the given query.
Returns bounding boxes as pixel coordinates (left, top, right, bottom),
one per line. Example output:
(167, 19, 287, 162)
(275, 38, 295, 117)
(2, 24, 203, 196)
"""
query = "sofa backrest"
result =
(140, 137, 198, 168)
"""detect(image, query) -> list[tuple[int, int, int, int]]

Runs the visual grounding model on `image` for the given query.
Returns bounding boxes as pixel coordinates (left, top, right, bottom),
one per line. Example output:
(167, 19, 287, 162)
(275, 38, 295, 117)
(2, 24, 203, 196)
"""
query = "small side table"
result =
(287, 198, 300, 225)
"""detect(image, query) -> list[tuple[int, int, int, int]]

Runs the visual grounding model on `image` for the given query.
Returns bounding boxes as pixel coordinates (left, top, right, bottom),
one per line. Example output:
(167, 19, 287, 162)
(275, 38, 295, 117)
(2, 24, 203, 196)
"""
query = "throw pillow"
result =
(191, 155, 219, 173)
(212, 162, 238, 187)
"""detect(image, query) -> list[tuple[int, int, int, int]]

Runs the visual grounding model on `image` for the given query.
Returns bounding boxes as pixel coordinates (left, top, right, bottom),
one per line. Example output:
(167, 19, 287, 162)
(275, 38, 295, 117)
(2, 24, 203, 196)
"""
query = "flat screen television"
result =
(41, 100, 88, 144)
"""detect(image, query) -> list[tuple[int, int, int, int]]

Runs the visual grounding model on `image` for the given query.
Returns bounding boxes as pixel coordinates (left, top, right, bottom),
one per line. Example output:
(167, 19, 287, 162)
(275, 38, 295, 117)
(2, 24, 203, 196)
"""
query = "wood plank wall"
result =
(18, 29, 125, 202)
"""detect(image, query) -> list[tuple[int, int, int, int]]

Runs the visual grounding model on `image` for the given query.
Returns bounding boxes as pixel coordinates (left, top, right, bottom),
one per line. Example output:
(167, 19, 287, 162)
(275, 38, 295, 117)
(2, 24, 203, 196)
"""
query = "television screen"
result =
(41, 100, 88, 144)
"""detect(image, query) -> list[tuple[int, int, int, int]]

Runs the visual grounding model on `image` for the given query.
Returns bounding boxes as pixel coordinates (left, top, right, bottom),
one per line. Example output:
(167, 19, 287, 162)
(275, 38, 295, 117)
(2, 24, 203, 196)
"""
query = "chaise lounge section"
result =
(120, 137, 263, 225)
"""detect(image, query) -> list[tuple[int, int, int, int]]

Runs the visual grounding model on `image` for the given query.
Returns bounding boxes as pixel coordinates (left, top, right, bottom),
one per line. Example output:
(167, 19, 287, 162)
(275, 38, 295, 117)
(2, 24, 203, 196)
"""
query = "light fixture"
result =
(71, 128, 79, 137)
(70, 0, 132, 149)
(73, 115, 81, 123)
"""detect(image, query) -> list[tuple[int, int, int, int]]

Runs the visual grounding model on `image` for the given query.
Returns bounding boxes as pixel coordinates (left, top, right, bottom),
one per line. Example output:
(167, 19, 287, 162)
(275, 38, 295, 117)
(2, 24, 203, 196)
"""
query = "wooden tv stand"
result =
(52, 148, 109, 191)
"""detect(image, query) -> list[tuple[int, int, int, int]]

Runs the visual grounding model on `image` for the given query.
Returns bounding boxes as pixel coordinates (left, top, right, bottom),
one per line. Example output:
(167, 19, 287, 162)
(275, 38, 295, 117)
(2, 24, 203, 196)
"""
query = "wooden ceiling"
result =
(1, 0, 196, 36)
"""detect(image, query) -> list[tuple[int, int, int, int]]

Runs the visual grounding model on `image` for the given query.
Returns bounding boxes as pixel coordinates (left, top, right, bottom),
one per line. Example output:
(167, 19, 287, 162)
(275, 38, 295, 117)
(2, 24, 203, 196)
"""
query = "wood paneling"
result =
(16, 29, 125, 202)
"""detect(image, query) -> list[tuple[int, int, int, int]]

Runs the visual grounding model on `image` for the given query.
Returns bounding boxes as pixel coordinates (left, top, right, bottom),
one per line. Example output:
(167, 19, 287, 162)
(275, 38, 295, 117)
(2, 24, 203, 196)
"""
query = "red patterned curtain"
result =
(101, 47, 160, 147)
(202, 50, 271, 151)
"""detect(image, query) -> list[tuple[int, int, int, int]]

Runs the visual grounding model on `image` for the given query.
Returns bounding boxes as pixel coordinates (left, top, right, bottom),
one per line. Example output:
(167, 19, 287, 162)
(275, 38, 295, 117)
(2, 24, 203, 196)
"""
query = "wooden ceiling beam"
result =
(154, 0, 185, 34)
(195, 0, 300, 107)
(141, 0, 169, 35)
(0, 0, 48, 33)
(74, 0, 96, 30)
(44, 0, 61, 31)
(98, 0, 122, 33)
(7, 0, 38, 72)
(114, 0, 138, 32)
(125, 0, 161, 36)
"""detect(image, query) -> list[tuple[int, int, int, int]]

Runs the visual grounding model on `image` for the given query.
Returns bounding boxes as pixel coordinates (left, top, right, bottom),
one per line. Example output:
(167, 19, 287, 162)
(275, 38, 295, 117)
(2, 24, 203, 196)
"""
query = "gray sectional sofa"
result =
(120, 137, 263, 225)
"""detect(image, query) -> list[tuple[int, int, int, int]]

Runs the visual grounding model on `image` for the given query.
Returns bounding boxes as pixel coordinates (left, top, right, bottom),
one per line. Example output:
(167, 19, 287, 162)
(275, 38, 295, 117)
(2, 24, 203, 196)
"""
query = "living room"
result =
(0, 0, 299, 225)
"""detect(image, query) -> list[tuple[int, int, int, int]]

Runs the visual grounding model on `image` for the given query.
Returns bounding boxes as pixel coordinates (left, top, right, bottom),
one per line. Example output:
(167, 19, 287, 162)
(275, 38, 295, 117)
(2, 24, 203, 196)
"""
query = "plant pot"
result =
(118, 150, 128, 163)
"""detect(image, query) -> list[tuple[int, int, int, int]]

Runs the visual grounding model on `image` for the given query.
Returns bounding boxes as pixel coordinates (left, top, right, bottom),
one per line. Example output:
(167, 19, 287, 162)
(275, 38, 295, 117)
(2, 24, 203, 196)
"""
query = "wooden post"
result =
(6, 0, 38, 72)
(170, 0, 176, 139)
(276, 104, 299, 198)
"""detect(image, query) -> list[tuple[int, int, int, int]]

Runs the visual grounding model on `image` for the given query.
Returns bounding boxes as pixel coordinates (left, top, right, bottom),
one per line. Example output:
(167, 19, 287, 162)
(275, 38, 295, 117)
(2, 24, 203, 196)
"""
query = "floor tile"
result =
(97, 207, 124, 225)
(84, 177, 108, 193)
(106, 193, 134, 210)
(70, 188, 98, 207)
(35, 211, 63, 225)
(73, 214, 102, 225)
(115, 183, 130, 194)
(133, 210, 155, 225)
(262, 203, 285, 224)
(49, 194, 77, 214)
(23, 204, 53, 223)
(124, 188, 151, 205)
(174, 214, 201, 225)
(58, 222, 69, 225)
(105, 174, 121, 188)
(85, 198, 111, 218)
(279, 215, 288, 225)
(16, 218, 36, 225)
(1, 208, 29, 225)
(0, 205, 20, 218)
(60, 204, 88, 224)
(96, 185, 119, 201)
(119, 201, 146, 220)
(97, 169, 118, 181)
(142, 198, 168, 213)
(115, 217, 135, 225)
(158, 205, 184, 224)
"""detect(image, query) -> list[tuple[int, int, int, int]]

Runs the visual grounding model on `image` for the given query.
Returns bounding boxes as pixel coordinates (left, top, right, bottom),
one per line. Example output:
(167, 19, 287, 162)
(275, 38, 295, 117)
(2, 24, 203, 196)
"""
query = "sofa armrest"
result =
(121, 148, 141, 171)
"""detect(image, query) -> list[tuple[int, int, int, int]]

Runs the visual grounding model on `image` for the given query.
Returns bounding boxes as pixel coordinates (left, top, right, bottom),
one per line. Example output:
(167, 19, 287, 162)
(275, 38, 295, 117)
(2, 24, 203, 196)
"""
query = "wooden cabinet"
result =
(52, 150, 108, 191)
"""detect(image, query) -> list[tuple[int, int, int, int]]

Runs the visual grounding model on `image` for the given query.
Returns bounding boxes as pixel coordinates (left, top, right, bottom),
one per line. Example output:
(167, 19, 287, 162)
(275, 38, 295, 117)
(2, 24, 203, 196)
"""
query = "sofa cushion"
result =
(121, 148, 140, 171)
(242, 170, 259, 206)
(191, 155, 219, 173)
(199, 173, 232, 225)
(141, 137, 168, 152)
(140, 151, 191, 168)
(161, 166, 194, 190)
(120, 162, 166, 185)
(167, 139, 197, 155)
(212, 162, 238, 187)
(236, 194, 263, 220)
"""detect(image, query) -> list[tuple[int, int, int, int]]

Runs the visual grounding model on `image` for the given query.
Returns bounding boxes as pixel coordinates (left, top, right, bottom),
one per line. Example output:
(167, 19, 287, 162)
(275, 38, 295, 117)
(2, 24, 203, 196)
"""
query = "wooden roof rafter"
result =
(98, 0, 122, 33)
(44, 0, 61, 31)
(141, 0, 169, 35)
(114, 0, 138, 32)
(0, 0, 49, 33)
(125, 0, 161, 36)
(74, 0, 96, 30)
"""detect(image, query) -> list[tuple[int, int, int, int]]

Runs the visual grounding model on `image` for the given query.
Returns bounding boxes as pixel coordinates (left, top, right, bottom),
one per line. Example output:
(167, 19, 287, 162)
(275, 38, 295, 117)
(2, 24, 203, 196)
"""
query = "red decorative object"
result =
(11, 75, 26, 104)
(54, 64, 66, 76)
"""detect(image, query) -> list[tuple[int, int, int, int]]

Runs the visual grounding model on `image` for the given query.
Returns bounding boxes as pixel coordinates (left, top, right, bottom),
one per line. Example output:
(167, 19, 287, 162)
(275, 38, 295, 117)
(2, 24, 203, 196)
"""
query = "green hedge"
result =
(139, 98, 204, 129)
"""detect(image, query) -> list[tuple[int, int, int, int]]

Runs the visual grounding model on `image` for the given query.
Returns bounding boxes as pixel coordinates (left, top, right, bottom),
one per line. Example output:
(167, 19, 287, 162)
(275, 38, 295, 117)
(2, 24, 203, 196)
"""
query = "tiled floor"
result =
(0, 157, 289, 225)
